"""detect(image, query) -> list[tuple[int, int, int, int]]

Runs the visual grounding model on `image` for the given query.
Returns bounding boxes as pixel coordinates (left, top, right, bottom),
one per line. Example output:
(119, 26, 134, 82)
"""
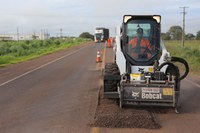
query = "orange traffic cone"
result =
(107, 38, 112, 48)
(96, 50, 102, 63)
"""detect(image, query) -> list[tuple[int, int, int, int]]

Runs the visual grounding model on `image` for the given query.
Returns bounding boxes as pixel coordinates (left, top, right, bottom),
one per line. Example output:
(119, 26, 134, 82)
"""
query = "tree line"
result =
(79, 32, 94, 40)
(162, 25, 200, 40)
(78, 26, 200, 41)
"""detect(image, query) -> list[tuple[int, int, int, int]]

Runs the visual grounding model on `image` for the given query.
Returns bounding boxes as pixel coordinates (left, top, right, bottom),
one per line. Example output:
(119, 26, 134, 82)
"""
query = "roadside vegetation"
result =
(164, 40, 200, 75)
(0, 37, 91, 67)
(162, 25, 200, 76)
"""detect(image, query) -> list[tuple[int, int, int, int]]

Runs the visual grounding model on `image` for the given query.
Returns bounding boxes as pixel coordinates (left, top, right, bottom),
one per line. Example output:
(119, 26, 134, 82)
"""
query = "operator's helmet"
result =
(137, 28, 143, 34)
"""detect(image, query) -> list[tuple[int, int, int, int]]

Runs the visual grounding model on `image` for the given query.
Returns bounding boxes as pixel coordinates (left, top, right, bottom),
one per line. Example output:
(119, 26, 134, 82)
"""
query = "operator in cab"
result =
(129, 28, 152, 59)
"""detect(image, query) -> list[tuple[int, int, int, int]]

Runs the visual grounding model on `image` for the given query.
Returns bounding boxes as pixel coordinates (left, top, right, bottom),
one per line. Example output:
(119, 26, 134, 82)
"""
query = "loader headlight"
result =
(123, 16, 132, 23)
(153, 16, 161, 23)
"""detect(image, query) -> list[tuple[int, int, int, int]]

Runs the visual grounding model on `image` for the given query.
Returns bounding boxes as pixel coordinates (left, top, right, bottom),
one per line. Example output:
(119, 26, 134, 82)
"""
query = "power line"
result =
(180, 6, 189, 47)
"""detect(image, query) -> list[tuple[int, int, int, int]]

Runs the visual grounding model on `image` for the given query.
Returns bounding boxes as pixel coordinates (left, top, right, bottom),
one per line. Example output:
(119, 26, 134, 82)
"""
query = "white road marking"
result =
(185, 78, 200, 88)
(102, 43, 106, 70)
(0, 45, 90, 87)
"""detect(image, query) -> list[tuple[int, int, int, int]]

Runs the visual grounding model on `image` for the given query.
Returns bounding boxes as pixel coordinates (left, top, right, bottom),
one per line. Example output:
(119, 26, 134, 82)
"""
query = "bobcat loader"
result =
(103, 15, 189, 113)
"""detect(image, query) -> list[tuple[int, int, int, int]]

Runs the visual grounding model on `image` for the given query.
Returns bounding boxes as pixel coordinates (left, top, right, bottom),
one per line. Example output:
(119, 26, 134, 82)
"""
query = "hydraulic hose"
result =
(158, 62, 180, 80)
(158, 57, 189, 81)
(171, 56, 189, 80)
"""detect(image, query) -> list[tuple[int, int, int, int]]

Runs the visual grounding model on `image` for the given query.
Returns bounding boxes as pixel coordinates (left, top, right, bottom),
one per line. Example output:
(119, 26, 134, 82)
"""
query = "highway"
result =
(0, 42, 200, 133)
(0, 43, 103, 133)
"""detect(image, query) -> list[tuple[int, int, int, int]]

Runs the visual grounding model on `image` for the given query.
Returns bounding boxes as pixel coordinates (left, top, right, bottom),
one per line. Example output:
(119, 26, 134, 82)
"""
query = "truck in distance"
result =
(94, 28, 109, 42)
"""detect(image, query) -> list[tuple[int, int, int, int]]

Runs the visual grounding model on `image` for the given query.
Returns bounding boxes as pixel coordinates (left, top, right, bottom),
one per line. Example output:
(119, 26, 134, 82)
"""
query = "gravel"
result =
(90, 88, 161, 129)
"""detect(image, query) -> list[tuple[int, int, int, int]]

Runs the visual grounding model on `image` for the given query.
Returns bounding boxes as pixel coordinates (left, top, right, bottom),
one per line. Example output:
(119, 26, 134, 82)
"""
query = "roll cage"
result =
(121, 15, 161, 66)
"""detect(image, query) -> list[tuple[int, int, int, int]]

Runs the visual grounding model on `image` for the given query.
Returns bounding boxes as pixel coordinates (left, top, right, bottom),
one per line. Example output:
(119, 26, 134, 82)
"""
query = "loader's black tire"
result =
(104, 63, 120, 92)
(166, 65, 181, 110)
(165, 65, 180, 91)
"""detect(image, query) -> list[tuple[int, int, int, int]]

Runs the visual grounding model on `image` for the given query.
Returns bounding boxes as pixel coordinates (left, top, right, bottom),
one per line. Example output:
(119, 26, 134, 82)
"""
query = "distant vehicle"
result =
(94, 28, 109, 42)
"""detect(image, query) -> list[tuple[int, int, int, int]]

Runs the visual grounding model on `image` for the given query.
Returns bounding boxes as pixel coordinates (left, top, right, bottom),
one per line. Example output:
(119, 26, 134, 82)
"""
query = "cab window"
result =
(125, 20, 159, 62)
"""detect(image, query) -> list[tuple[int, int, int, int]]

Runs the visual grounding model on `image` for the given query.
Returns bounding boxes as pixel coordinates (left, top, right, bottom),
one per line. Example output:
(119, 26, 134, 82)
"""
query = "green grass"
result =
(0, 38, 91, 67)
(163, 40, 200, 75)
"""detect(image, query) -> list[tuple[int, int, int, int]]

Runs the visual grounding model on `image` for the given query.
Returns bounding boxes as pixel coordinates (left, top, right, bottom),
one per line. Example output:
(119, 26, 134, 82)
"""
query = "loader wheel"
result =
(104, 63, 120, 92)
(166, 65, 180, 110)
(165, 65, 180, 91)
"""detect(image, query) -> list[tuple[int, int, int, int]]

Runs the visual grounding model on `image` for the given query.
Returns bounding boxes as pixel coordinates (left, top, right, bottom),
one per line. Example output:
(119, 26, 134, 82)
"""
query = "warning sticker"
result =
(163, 88, 173, 95)
(148, 67, 153, 72)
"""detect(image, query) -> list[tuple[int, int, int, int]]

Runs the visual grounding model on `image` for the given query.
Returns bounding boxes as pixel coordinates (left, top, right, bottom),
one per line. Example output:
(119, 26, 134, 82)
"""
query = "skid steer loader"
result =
(103, 15, 189, 113)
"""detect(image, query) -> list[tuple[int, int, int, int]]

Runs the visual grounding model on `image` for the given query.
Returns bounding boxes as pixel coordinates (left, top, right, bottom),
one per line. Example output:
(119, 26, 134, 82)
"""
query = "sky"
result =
(0, 0, 199, 37)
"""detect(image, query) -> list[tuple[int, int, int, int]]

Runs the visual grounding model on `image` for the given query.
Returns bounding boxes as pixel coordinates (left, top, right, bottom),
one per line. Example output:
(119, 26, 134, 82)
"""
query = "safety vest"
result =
(129, 38, 151, 49)
(129, 38, 151, 59)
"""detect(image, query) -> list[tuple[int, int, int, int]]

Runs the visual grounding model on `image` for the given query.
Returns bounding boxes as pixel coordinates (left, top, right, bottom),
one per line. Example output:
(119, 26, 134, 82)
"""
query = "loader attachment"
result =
(119, 81, 178, 108)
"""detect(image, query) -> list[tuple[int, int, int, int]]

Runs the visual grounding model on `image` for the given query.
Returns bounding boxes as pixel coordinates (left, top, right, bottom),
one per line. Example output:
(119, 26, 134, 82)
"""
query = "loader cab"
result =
(121, 15, 161, 66)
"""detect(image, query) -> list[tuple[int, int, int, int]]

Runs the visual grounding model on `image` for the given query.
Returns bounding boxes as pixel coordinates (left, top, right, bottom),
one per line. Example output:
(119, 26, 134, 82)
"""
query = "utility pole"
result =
(180, 6, 189, 47)
(17, 27, 19, 41)
(60, 28, 62, 38)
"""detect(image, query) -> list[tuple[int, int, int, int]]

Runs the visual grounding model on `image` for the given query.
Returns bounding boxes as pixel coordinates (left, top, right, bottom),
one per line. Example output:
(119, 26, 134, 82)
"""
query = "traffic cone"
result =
(107, 38, 112, 48)
(96, 50, 102, 63)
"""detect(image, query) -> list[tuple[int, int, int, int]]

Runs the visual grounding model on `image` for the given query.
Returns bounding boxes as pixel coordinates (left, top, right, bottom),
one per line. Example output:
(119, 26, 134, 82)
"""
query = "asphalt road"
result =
(0, 42, 200, 133)
(0, 42, 104, 133)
